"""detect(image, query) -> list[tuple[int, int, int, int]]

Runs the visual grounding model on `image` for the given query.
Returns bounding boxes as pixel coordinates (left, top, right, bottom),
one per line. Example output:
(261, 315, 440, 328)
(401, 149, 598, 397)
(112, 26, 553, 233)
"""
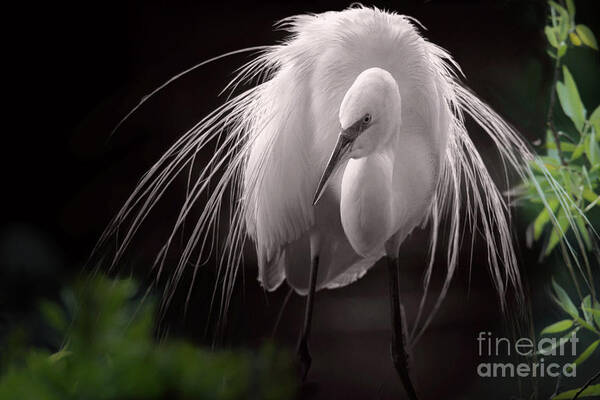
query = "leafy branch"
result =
(547, 50, 567, 166)
(0, 276, 297, 399)
(539, 280, 600, 399)
(525, 0, 599, 263)
(521, 1, 600, 399)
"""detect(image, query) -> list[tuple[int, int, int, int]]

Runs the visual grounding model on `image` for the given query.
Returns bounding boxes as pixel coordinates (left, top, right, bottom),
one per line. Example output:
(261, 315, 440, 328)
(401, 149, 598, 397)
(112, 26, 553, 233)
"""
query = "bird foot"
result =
(390, 343, 419, 400)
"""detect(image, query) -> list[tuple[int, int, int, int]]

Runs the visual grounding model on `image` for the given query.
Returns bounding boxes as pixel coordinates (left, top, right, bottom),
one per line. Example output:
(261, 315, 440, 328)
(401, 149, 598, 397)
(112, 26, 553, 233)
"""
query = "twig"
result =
(572, 369, 600, 400)
(551, 373, 563, 399)
(546, 53, 568, 166)
(586, 225, 599, 299)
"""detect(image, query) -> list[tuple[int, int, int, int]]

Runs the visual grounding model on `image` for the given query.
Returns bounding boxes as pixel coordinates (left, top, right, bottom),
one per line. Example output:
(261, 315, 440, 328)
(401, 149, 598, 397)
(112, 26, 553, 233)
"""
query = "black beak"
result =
(313, 131, 355, 205)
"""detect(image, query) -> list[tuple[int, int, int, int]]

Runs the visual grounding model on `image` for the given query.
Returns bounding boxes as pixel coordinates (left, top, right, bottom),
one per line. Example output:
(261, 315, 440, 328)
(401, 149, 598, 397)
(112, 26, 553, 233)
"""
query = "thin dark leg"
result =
(297, 255, 319, 381)
(388, 256, 419, 400)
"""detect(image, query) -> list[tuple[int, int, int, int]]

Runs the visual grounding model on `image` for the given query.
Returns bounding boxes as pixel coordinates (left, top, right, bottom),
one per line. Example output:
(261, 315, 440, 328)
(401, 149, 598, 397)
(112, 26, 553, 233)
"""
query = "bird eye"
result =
(362, 114, 372, 124)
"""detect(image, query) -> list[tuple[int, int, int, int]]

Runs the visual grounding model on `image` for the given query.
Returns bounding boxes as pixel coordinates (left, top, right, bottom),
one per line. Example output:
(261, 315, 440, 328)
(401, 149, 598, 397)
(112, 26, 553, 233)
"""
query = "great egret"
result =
(96, 5, 581, 398)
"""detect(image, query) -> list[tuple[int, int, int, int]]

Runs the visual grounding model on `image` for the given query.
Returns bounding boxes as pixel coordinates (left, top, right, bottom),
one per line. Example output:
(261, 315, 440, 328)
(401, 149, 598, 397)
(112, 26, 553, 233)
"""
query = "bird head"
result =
(313, 67, 401, 204)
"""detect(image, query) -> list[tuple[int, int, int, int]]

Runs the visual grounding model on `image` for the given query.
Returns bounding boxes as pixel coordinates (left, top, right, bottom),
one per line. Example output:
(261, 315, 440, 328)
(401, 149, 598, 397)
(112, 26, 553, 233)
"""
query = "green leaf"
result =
(574, 214, 593, 250)
(541, 319, 574, 334)
(585, 127, 600, 164)
(575, 338, 599, 366)
(549, 1, 568, 17)
(549, 1, 570, 41)
(48, 349, 72, 364)
(559, 20, 569, 43)
(590, 105, 600, 135)
(571, 139, 585, 160)
(565, 0, 575, 19)
(582, 165, 594, 188)
(552, 278, 579, 318)
(576, 24, 599, 50)
(564, 339, 600, 375)
(534, 198, 560, 240)
(553, 384, 600, 399)
(560, 141, 577, 152)
(547, 140, 576, 152)
(582, 296, 593, 324)
(542, 155, 561, 166)
(537, 327, 579, 356)
(557, 43, 567, 58)
(546, 129, 561, 160)
(570, 31, 582, 46)
(583, 307, 600, 317)
(595, 301, 600, 328)
(561, 168, 580, 197)
(574, 315, 599, 334)
(545, 26, 560, 48)
(546, 208, 570, 255)
(556, 66, 586, 131)
(582, 187, 599, 203)
(39, 300, 67, 332)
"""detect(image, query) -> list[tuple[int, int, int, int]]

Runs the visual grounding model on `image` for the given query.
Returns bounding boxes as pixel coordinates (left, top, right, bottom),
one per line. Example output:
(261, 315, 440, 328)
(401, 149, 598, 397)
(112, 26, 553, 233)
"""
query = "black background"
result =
(4, 0, 600, 398)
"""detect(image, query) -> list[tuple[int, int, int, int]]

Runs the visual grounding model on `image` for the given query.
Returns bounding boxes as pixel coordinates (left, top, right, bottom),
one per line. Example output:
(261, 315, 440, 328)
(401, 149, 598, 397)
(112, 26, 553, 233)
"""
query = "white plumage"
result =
(98, 6, 579, 344)
(245, 9, 451, 294)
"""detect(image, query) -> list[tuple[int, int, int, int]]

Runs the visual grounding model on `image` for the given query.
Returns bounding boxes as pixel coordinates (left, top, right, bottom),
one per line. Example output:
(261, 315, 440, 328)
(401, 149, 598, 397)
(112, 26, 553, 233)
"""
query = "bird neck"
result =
(340, 152, 395, 257)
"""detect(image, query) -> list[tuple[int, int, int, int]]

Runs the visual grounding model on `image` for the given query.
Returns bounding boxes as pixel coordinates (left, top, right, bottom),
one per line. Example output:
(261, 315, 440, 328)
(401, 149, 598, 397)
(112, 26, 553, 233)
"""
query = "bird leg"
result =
(387, 256, 419, 400)
(297, 255, 319, 381)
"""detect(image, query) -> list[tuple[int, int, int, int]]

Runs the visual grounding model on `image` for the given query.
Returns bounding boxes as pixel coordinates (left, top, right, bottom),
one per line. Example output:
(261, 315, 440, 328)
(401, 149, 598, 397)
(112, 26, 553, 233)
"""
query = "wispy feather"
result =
(94, 6, 586, 344)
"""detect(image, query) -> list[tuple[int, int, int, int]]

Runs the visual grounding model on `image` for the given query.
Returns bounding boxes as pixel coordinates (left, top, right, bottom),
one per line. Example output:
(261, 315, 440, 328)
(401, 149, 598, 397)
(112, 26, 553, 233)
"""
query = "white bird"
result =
(97, 6, 579, 398)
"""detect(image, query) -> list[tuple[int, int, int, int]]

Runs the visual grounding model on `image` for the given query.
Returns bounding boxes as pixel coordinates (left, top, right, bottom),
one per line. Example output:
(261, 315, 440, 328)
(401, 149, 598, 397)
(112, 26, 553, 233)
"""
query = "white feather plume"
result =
(95, 6, 585, 342)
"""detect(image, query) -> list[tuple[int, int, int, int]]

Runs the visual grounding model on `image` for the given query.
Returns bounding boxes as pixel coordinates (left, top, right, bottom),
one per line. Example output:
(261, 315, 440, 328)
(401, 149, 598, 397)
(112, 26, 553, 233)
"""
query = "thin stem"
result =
(582, 225, 599, 300)
(573, 369, 600, 400)
(560, 240, 584, 301)
(551, 373, 563, 399)
(546, 54, 568, 166)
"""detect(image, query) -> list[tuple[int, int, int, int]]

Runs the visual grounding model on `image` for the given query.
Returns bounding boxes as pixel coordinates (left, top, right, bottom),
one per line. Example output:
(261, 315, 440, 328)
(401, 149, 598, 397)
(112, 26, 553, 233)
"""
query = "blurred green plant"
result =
(524, 0, 599, 259)
(538, 279, 600, 398)
(520, 1, 600, 398)
(0, 276, 296, 400)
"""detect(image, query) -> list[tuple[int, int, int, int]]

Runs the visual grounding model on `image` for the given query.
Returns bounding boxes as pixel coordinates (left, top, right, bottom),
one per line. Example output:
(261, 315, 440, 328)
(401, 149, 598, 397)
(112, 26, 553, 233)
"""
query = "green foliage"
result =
(541, 280, 600, 336)
(553, 384, 600, 399)
(0, 276, 296, 400)
(521, 4, 600, 397)
(538, 280, 600, 398)
(523, 0, 599, 258)
(545, 0, 597, 57)
(524, 62, 600, 255)
(556, 66, 586, 131)
(572, 339, 599, 367)
(575, 25, 599, 50)
(552, 278, 581, 319)
(540, 319, 573, 334)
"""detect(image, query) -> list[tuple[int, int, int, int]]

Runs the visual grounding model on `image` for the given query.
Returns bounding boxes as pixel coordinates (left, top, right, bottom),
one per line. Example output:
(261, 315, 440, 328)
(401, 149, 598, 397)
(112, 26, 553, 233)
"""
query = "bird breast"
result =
(340, 152, 396, 257)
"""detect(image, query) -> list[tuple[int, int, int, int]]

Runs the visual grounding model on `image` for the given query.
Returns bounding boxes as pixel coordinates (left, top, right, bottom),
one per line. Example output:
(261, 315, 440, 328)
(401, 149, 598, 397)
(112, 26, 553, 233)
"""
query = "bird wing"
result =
(243, 63, 317, 272)
(244, 9, 440, 290)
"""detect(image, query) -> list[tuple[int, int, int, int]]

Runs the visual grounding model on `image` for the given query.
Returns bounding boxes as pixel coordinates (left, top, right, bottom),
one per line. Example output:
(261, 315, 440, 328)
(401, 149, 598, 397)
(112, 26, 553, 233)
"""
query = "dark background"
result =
(3, 0, 600, 398)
